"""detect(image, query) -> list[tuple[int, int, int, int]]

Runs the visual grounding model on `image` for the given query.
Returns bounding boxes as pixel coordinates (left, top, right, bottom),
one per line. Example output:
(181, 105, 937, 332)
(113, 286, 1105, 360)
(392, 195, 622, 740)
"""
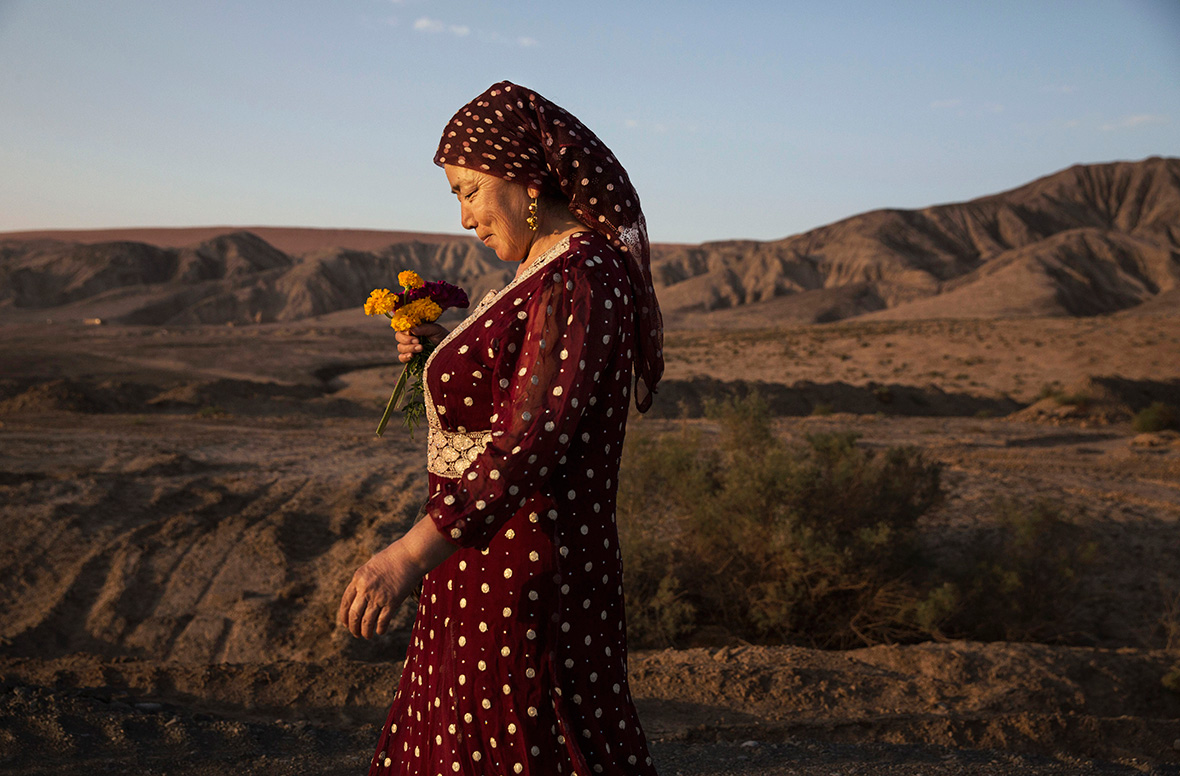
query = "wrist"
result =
(393, 513, 457, 578)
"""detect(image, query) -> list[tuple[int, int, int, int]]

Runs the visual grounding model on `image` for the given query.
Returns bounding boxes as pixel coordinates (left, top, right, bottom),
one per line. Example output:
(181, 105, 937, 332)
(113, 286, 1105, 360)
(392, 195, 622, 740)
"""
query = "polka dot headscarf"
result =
(435, 81, 663, 412)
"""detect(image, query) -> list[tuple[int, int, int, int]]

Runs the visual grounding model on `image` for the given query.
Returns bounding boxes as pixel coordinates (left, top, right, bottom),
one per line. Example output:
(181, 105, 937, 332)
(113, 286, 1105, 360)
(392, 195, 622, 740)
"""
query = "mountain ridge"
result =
(2, 157, 1177, 326)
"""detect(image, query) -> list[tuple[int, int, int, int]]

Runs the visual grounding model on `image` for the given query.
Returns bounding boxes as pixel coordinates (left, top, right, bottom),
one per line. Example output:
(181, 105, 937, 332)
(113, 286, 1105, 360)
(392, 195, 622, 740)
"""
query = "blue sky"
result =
(1, 0, 1177, 243)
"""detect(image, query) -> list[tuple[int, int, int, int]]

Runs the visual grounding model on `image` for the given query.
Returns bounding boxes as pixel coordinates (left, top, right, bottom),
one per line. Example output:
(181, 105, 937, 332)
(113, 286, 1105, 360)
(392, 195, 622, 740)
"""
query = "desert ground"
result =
(2, 310, 1179, 775)
(3, 159, 1179, 771)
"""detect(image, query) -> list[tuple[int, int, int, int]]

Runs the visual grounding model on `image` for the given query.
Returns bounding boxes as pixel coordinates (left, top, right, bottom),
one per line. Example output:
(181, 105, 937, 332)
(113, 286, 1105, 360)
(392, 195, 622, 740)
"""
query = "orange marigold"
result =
(398, 270, 425, 290)
(389, 298, 442, 331)
(364, 288, 396, 316)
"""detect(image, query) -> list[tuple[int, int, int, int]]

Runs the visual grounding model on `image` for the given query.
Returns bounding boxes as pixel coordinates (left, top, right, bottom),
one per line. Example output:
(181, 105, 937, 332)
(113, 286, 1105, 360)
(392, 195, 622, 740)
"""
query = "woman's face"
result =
(445, 164, 536, 263)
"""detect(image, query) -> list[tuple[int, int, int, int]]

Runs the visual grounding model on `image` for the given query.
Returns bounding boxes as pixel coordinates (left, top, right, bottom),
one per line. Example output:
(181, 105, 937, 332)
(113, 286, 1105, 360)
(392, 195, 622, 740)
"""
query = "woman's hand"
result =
(395, 323, 448, 363)
(337, 541, 419, 639)
(337, 514, 457, 639)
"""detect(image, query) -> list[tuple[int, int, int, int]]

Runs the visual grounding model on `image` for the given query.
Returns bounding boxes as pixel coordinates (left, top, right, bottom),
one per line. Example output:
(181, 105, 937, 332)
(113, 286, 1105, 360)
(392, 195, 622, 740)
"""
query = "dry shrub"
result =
(619, 395, 1098, 649)
(619, 395, 942, 649)
(1161, 584, 1180, 694)
(1133, 402, 1179, 432)
(913, 499, 1098, 643)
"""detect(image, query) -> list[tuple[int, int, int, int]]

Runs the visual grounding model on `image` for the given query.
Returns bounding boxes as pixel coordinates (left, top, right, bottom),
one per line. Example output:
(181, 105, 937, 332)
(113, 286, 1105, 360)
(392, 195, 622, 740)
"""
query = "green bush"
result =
(1133, 402, 1179, 433)
(619, 396, 1096, 649)
(912, 498, 1097, 643)
(619, 394, 943, 648)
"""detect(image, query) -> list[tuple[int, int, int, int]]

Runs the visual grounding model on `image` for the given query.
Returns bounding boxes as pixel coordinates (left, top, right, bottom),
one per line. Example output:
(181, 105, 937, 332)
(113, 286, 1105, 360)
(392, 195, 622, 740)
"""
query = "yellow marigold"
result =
(389, 298, 442, 331)
(364, 288, 396, 316)
(398, 270, 425, 290)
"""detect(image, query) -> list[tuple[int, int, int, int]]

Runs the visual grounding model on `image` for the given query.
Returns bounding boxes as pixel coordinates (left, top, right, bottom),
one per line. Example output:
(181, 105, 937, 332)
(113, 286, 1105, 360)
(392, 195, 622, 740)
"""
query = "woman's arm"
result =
(337, 322, 452, 640)
(426, 250, 627, 549)
(337, 516, 456, 639)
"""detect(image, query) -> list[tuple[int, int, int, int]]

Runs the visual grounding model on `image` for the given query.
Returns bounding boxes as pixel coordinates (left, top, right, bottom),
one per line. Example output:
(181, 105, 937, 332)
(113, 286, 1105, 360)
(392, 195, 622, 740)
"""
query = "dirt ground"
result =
(1, 316, 1179, 774)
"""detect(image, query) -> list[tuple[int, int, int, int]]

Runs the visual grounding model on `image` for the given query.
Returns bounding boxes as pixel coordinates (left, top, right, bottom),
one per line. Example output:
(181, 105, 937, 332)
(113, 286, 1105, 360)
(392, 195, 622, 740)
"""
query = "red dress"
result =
(368, 231, 658, 775)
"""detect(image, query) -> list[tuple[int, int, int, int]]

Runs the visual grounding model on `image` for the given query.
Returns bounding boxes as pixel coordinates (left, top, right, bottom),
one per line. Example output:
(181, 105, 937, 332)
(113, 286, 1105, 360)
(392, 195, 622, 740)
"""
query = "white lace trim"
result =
(422, 235, 575, 479)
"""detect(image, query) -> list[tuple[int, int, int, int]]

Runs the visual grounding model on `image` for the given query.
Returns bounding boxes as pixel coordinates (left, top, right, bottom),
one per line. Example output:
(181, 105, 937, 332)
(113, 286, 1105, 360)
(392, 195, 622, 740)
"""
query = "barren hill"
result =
(2, 157, 1177, 326)
(656, 156, 1180, 325)
(0, 230, 506, 326)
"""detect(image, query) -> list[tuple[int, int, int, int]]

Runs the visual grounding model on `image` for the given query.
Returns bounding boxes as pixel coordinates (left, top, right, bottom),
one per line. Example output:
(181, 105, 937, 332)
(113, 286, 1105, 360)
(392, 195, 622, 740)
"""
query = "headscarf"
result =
(435, 81, 663, 413)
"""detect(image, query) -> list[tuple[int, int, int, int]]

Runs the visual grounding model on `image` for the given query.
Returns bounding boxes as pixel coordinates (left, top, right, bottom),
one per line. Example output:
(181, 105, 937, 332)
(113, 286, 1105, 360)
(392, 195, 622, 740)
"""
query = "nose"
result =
(459, 202, 476, 231)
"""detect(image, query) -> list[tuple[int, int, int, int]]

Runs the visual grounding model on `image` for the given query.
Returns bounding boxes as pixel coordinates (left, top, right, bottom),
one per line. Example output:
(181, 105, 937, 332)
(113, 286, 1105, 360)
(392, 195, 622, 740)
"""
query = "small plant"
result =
(810, 402, 834, 416)
(1035, 382, 1064, 402)
(1133, 402, 1179, 433)
(197, 405, 227, 418)
(915, 498, 1097, 643)
(1164, 664, 1180, 694)
(1159, 582, 1180, 652)
(1055, 393, 1092, 410)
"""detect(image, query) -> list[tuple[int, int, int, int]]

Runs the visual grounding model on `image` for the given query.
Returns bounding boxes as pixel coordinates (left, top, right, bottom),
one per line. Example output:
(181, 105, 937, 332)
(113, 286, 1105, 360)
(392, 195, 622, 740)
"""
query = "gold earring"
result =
(526, 198, 539, 232)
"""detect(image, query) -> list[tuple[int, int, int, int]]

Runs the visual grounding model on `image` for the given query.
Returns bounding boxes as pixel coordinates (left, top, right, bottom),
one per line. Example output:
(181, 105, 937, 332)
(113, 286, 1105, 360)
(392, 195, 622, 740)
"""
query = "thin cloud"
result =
(412, 16, 534, 46)
(620, 118, 690, 135)
(413, 17, 445, 33)
(1100, 114, 1168, 131)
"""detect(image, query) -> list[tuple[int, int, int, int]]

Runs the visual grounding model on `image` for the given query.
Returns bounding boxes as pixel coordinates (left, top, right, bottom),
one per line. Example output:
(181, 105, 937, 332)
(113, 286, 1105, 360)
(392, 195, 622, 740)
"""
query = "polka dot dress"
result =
(367, 232, 658, 775)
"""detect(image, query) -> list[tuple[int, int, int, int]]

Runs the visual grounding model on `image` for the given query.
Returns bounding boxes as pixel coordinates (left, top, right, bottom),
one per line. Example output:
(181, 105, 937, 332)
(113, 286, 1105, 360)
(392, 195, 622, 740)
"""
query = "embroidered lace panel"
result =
(427, 427, 495, 479)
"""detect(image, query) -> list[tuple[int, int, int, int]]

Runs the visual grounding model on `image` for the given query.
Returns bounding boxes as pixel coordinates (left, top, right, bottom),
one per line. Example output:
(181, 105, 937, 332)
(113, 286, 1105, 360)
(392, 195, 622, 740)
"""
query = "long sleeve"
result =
(426, 252, 625, 549)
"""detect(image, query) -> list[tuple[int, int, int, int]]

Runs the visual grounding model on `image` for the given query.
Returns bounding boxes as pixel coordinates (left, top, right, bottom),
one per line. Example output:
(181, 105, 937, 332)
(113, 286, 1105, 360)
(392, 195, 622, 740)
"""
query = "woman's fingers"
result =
(337, 581, 357, 627)
(395, 329, 423, 363)
(394, 324, 448, 362)
(411, 323, 447, 341)
(348, 595, 368, 638)
(376, 605, 395, 636)
(361, 603, 382, 640)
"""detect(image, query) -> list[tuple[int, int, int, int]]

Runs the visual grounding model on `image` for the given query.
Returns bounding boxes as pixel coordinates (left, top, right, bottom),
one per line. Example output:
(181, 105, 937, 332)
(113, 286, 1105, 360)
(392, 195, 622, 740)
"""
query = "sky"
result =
(1, 0, 1178, 244)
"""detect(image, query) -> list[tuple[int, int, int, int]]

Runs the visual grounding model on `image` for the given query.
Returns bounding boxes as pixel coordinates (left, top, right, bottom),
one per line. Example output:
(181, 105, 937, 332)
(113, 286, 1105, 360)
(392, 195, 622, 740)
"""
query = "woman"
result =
(338, 81, 663, 775)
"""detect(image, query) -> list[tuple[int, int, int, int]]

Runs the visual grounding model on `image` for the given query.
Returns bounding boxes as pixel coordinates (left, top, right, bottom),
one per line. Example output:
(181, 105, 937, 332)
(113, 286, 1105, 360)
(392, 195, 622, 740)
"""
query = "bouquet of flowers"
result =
(365, 271, 468, 436)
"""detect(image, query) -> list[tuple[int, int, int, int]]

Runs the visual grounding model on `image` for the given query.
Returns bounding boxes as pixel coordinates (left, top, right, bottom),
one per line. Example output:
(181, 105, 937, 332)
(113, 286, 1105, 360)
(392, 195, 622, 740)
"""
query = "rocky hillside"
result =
(0, 231, 509, 326)
(2, 157, 1177, 326)
(654, 156, 1180, 323)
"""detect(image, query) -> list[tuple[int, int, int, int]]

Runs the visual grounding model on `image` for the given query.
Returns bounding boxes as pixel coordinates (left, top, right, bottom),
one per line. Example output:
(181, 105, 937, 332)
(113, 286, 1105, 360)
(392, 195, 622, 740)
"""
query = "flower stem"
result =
(375, 363, 411, 437)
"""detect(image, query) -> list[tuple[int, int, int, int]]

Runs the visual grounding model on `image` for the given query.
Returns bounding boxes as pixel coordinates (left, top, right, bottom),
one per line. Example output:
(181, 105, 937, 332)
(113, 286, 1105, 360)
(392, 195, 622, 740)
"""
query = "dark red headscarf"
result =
(435, 81, 663, 413)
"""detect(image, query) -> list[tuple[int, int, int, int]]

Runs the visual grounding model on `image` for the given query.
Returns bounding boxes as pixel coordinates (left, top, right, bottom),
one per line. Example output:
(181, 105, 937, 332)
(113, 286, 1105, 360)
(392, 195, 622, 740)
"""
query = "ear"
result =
(526, 184, 541, 200)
